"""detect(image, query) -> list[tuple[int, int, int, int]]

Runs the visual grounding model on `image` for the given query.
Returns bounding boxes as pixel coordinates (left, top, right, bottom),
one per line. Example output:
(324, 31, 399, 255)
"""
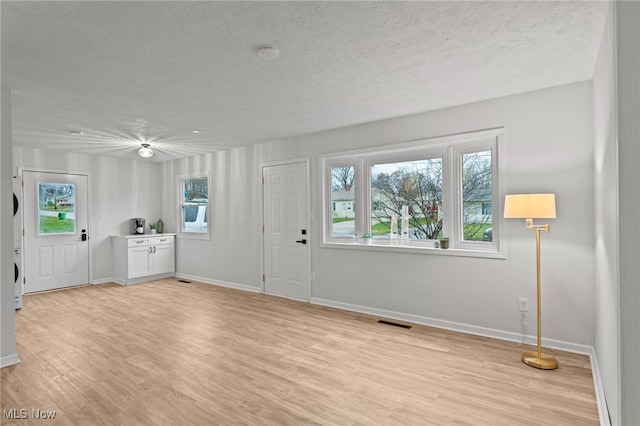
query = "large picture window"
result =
(179, 174, 209, 238)
(321, 128, 503, 257)
(370, 157, 443, 239)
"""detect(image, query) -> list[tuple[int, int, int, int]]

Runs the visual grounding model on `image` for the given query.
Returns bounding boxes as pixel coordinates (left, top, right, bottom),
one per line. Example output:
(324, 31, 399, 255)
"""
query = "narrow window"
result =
(461, 150, 492, 241)
(181, 177, 208, 234)
(330, 165, 355, 237)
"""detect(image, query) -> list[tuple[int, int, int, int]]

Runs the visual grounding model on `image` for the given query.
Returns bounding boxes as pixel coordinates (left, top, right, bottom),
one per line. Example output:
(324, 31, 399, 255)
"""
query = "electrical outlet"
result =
(518, 297, 529, 312)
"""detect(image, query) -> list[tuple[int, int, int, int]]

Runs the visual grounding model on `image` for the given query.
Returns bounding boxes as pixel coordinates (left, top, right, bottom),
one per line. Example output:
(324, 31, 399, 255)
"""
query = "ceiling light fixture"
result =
(69, 130, 84, 136)
(192, 130, 203, 134)
(138, 143, 154, 158)
(257, 45, 279, 60)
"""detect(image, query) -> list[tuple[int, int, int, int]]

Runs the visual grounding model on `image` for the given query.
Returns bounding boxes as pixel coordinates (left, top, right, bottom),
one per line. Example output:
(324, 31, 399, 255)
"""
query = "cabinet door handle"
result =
(149, 247, 152, 254)
(153, 246, 156, 253)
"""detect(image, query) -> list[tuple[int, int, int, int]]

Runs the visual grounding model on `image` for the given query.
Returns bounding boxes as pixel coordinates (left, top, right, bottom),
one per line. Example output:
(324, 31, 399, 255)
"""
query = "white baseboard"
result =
(311, 297, 593, 356)
(174, 273, 261, 293)
(91, 277, 114, 285)
(1, 353, 20, 368)
(590, 348, 611, 426)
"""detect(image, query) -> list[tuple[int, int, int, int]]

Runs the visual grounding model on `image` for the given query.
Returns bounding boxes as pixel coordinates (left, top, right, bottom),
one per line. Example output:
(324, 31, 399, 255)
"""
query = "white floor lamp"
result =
(504, 193, 558, 370)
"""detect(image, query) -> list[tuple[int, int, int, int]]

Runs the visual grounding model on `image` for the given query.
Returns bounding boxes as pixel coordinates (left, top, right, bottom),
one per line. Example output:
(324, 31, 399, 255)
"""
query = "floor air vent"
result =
(377, 320, 411, 329)
(178, 279, 192, 283)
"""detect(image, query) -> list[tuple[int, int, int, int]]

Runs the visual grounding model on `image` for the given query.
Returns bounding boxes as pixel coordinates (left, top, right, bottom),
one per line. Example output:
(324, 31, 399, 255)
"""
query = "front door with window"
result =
(23, 171, 89, 293)
(262, 162, 310, 301)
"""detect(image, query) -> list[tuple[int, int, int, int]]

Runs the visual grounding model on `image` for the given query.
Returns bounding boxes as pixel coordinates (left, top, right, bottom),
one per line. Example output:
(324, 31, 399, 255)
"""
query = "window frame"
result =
(177, 172, 210, 240)
(320, 128, 504, 258)
(325, 158, 360, 241)
(452, 139, 500, 253)
(364, 148, 448, 248)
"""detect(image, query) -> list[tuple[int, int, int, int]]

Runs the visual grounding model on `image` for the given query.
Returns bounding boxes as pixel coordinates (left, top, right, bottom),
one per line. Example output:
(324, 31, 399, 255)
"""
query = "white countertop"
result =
(112, 233, 176, 239)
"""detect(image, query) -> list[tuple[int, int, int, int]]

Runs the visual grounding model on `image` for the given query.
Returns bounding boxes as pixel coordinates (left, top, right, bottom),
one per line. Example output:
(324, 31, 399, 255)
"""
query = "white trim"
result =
(258, 158, 312, 301)
(1, 353, 20, 368)
(174, 273, 261, 293)
(451, 139, 501, 252)
(259, 157, 311, 168)
(320, 239, 506, 259)
(176, 172, 210, 240)
(319, 128, 505, 160)
(112, 272, 175, 286)
(311, 297, 593, 355)
(320, 128, 504, 257)
(20, 169, 93, 290)
(591, 348, 612, 426)
(92, 277, 115, 285)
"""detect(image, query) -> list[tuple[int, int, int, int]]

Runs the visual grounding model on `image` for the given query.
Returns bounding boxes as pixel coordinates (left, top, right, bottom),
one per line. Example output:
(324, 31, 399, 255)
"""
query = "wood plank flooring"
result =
(1, 279, 599, 425)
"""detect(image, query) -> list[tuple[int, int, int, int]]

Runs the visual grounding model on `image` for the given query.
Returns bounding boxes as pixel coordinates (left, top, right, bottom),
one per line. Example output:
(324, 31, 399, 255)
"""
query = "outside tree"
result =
(461, 151, 492, 240)
(371, 159, 443, 239)
(370, 151, 492, 241)
(331, 166, 354, 191)
(184, 178, 208, 201)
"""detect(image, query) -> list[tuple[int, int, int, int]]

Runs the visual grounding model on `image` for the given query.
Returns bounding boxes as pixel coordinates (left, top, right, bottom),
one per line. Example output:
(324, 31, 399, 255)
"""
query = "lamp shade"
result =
(504, 194, 556, 219)
(138, 143, 153, 158)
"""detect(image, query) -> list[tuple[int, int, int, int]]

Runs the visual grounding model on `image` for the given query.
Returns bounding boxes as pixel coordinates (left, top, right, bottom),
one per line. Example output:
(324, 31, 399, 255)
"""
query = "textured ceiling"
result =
(2, 1, 608, 162)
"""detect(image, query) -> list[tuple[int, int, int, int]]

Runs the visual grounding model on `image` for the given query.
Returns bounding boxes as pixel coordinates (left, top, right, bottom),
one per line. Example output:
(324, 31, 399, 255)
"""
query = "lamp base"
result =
(521, 351, 558, 370)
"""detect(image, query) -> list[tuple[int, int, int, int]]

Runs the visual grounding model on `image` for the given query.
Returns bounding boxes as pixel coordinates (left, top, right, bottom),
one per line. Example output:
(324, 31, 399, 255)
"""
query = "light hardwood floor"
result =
(1, 279, 599, 425)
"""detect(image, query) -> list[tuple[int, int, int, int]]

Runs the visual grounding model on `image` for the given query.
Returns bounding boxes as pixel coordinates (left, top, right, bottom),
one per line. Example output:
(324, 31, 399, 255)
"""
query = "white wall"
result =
(592, 2, 619, 424)
(165, 82, 595, 348)
(13, 147, 163, 283)
(1, 86, 18, 367)
(161, 149, 262, 288)
(616, 3, 640, 425)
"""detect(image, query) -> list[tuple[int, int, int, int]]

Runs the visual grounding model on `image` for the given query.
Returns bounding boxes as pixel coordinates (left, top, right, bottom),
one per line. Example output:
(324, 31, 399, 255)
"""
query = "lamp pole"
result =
(522, 222, 557, 370)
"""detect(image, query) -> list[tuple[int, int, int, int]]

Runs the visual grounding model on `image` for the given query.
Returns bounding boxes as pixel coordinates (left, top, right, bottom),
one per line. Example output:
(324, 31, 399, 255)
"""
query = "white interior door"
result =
(23, 171, 89, 293)
(263, 162, 310, 301)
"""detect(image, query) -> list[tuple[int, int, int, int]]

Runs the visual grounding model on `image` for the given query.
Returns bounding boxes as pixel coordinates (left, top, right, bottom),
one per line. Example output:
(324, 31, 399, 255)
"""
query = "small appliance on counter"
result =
(129, 218, 146, 234)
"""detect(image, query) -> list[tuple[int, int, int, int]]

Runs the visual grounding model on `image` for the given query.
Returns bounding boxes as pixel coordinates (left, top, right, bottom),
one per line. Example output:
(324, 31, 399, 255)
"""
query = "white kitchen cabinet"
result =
(112, 234, 175, 285)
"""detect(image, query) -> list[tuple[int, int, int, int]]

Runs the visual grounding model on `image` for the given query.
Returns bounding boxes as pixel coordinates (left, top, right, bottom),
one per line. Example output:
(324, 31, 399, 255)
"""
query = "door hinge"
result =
(262, 225, 264, 233)
(262, 176, 264, 184)
(262, 274, 265, 282)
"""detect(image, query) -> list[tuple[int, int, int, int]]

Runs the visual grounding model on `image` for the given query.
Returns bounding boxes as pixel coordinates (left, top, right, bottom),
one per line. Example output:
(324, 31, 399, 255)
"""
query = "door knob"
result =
(295, 239, 307, 244)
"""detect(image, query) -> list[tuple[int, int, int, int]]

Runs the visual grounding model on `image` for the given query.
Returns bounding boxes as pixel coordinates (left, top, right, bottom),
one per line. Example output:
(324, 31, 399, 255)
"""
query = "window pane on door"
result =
(462, 150, 492, 241)
(330, 166, 355, 237)
(38, 182, 76, 234)
(371, 158, 442, 239)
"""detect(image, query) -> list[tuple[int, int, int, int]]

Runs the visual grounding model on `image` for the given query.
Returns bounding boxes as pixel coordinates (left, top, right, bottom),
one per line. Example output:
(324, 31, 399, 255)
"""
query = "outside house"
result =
(55, 196, 74, 208)
(331, 189, 354, 219)
(463, 187, 492, 224)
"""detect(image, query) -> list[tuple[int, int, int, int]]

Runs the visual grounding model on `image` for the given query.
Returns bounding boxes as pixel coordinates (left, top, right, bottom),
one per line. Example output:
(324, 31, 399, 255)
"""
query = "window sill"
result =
(320, 239, 505, 259)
